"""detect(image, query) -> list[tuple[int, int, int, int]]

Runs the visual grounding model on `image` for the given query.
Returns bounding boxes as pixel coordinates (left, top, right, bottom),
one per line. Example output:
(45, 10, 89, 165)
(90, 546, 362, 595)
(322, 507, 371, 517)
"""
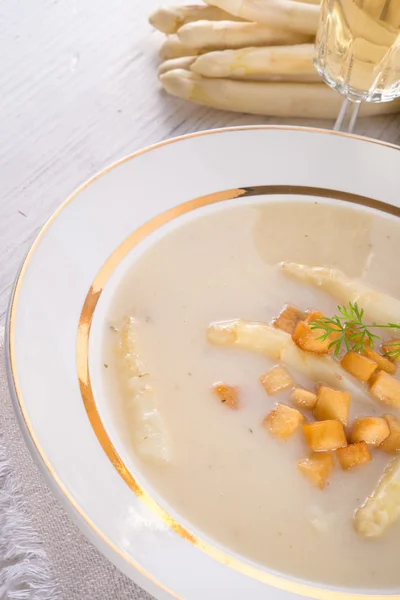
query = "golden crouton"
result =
(382, 338, 400, 362)
(363, 346, 396, 375)
(213, 383, 239, 409)
(273, 305, 304, 335)
(303, 420, 347, 451)
(291, 387, 317, 410)
(314, 386, 351, 425)
(297, 452, 334, 490)
(260, 365, 294, 395)
(379, 414, 400, 453)
(350, 417, 390, 446)
(340, 351, 377, 382)
(337, 442, 371, 470)
(292, 320, 331, 354)
(264, 403, 303, 440)
(370, 371, 400, 409)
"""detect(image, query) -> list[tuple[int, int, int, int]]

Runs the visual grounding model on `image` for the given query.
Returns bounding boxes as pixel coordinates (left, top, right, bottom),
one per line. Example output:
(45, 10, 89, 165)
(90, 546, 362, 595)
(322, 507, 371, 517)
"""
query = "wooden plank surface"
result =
(1, 0, 400, 324)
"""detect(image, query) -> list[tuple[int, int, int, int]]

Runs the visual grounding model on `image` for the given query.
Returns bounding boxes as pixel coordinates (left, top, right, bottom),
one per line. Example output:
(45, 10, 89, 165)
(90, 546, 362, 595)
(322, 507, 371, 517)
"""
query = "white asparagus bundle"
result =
(355, 456, 400, 538)
(385, 0, 400, 28)
(158, 55, 197, 76)
(344, 0, 396, 47)
(116, 318, 171, 465)
(281, 263, 400, 325)
(159, 35, 201, 60)
(149, 4, 245, 34)
(177, 20, 312, 50)
(341, 37, 389, 65)
(160, 69, 400, 118)
(189, 43, 393, 89)
(192, 44, 320, 81)
(205, 0, 320, 34)
(152, 2, 400, 117)
(207, 319, 375, 404)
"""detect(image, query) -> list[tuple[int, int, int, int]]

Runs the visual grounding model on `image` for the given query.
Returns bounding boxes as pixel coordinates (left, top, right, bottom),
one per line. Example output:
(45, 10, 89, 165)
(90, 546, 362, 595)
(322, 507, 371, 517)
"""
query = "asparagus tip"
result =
(159, 69, 196, 100)
(207, 321, 238, 346)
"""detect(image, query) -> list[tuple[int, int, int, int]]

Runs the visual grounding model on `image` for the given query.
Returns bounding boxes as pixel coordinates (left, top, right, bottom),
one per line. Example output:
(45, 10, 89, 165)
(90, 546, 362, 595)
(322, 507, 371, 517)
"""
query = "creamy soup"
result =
(103, 199, 400, 589)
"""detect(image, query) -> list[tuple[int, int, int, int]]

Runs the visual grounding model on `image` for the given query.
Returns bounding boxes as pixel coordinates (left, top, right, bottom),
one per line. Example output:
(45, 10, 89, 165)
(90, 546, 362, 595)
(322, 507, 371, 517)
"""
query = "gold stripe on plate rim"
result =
(8, 126, 400, 600)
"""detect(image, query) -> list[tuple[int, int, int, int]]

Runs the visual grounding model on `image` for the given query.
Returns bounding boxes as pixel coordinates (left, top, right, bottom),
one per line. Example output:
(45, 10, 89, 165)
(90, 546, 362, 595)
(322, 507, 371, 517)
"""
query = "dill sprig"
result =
(309, 301, 400, 360)
(383, 341, 400, 360)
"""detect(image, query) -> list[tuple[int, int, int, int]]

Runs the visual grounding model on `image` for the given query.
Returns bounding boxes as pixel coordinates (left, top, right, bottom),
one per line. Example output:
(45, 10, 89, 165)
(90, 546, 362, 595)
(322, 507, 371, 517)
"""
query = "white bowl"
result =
(6, 126, 400, 600)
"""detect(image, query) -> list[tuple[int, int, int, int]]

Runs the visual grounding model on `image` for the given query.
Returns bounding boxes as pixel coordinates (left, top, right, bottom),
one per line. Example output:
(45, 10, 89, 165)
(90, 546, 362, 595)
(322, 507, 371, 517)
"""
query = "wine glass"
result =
(314, 0, 400, 132)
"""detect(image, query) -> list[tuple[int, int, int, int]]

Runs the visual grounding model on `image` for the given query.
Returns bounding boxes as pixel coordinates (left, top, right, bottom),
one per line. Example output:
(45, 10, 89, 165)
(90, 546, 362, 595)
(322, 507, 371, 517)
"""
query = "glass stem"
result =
(348, 101, 361, 133)
(334, 98, 361, 133)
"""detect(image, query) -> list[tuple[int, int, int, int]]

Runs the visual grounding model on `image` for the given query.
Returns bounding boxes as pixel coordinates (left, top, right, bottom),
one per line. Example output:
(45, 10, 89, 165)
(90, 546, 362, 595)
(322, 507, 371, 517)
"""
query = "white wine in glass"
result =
(314, 0, 400, 109)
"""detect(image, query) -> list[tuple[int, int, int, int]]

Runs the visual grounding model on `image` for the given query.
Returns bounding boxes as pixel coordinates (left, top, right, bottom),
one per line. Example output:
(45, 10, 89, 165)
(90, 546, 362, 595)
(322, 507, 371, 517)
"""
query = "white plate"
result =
(6, 127, 400, 600)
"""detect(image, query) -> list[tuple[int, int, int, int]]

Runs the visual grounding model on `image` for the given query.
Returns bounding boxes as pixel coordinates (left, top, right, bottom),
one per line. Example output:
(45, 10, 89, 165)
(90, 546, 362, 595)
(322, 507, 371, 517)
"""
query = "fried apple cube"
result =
(337, 442, 371, 470)
(297, 452, 334, 490)
(292, 320, 331, 355)
(340, 351, 377, 382)
(213, 383, 239, 409)
(273, 304, 304, 335)
(304, 310, 341, 344)
(379, 414, 400, 453)
(381, 339, 400, 363)
(344, 328, 370, 347)
(370, 371, 400, 409)
(304, 310, 325, 324)
(291, 387, 317, 410)
(363, 346, 396, 375)
(303, 420, 347, 451)
(314, 386, 351, 425)
(264, 403, 303, 440)
(260, 365, 293, 395)
(350, 417, 390, 446)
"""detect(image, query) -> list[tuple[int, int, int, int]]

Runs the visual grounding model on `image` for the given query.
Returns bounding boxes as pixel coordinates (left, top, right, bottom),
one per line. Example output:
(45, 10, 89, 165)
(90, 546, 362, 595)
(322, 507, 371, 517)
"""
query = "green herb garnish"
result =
(383, 341, 400, 360)
(309, 301, 400, 360)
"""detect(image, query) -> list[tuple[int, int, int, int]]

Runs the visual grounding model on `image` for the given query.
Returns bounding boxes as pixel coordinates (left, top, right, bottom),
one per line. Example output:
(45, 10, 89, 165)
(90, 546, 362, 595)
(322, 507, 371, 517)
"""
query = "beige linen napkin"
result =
(0, 331, 154, 600)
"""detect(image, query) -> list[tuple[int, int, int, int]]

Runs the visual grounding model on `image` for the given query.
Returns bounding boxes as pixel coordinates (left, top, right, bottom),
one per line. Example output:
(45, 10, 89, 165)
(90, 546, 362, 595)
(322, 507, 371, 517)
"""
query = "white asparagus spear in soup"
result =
(116, 318, 171, 465)
(160, 70, 400, 118)
(191, 44, 320, 81)
(281, 263, 400, 325)
(207, 319, 375, 403)
(204, 0, 320, 34)
(354, 456, 400, 538)
(158, 56, 197, 76)
(208, 319, 288, 358)
(177, 20, 312, 50)
(149, 5, 245, 35)
(159, 36, 201, 60)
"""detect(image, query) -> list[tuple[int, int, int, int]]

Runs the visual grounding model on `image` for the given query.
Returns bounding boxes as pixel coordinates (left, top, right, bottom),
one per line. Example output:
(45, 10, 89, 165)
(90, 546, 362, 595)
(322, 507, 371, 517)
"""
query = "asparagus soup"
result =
(103, 199, 400, 589)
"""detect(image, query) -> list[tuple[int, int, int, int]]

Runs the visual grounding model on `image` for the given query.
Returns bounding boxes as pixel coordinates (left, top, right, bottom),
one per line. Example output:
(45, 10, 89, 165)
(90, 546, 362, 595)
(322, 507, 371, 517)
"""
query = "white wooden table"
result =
(1, 0, 400, 326)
